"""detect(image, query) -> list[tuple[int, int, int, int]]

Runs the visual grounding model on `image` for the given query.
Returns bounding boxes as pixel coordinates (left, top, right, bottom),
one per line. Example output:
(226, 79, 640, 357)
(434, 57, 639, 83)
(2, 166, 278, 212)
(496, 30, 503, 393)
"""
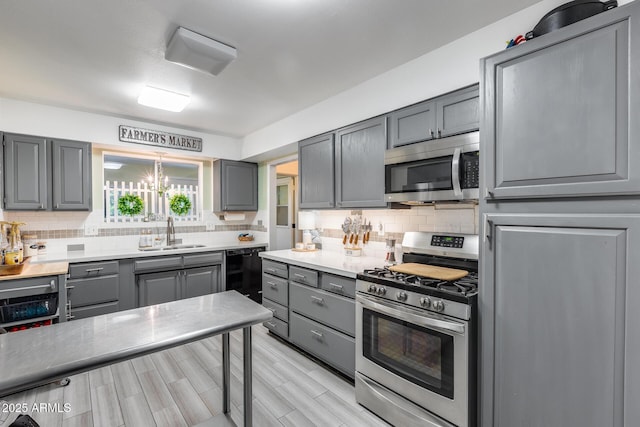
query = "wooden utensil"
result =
(389, 263, 468, 281)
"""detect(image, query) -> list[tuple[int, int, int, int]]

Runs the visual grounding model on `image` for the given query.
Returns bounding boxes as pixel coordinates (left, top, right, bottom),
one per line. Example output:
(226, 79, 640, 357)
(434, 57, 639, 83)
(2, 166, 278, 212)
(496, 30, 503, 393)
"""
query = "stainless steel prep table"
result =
(0, 290, 272, 427)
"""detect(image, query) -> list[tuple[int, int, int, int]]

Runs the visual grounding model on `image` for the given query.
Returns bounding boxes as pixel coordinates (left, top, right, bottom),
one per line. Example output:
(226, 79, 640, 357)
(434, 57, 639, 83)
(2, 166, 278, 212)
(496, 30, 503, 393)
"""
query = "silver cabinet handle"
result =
(267, 307, 276, 313)
(310, 330, 323, 339)
(85, 267, 104, 273)
(429, 128, 434, 138)
(266, 321, 276, 328)
(267, 282, 278, 289)
(50, 280, 56, 289)
(40, 204, 44, 209)
(310, 295, 324, 305)
(294, 273, 306, 279)
(66, 300, 74, 320)
(328, 283, 343, 290)
(66, 285, 75, 290)
(437, 128, 442, 138)
(55, 204, 60, 209)
(265, 268, 276, 273)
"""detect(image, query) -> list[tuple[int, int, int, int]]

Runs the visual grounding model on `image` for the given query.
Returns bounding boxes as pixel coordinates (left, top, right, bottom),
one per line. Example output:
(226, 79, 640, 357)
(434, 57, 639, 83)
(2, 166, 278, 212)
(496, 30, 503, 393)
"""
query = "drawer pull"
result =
(310, 295, 324, 305)
(265, 268, 276, 273)
(66, 285, 75, 290)
(0, 282, 57, 294)
(310, 330, 323, 339)
(328, 283, 344, 290)
(267, 282, 278, 289)
(267, 307, 276, 313)
(85, 267, 104, 273)
(294, 273, 306, 280)
(266, 322, 277, 328)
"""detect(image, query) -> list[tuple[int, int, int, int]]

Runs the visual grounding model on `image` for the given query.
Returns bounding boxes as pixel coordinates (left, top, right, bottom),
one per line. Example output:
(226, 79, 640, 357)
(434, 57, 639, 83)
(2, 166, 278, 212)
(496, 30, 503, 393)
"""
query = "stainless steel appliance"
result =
(385, 132, 479, 204)
(355, 231, 478, 427)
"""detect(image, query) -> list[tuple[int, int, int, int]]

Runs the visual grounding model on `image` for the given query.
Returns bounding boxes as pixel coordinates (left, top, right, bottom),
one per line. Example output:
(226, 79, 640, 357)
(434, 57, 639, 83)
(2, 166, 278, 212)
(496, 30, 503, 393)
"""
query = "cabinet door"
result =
(481, 3, 639, 199)
(51, 139, 91, 210)
(183, 265, 220, 299)
(3, 133, 48, 210)
(298, 133, 335, 209)
(219, 160, 258, 211)
(388, 100, 436, 148)
(436, 85, 479, 138)
(480, 213, 640, 427)
(335, 117, 387, 208)
(137, 270, 181, 307)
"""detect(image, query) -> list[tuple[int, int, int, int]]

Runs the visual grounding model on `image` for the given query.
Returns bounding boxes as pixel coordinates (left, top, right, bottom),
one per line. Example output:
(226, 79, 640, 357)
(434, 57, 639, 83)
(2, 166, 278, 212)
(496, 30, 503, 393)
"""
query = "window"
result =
(103, 153, 202, 222)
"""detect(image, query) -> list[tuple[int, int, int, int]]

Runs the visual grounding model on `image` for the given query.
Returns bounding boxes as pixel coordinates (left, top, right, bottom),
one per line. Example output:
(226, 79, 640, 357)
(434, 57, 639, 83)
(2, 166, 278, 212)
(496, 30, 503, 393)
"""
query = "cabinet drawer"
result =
(134, 256, 182, 272)
(262, 274, 288, 306)
(262, 298, 288, 323)
(289, 266, 318, 287)
(262, 259, 288, 279)
(290, 283, 355, 336)
(264, 316, 288, 338)
(320, 274, 355, 298)
(68, 261, 119, 279)
(69, 301, 119, 320)
(290, 312, 355, 377)
(68, 275, 119, 307)
(183, 252, 223, 267)
(0, 276, 58, 299)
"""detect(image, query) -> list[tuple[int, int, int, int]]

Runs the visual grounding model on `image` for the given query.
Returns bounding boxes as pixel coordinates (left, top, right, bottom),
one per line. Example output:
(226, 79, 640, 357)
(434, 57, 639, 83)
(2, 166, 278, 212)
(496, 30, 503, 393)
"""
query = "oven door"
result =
(356, 293, 470, 427)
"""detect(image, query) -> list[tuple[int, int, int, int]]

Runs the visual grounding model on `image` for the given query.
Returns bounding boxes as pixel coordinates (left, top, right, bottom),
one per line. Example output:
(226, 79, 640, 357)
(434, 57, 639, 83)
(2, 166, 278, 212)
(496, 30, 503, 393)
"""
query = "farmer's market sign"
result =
(119, 125, 203, 152)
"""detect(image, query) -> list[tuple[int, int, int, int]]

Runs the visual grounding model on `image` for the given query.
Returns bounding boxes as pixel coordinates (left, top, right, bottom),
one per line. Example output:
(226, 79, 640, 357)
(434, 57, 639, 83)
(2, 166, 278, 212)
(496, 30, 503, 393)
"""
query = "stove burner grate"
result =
(362, 267, 478, 296)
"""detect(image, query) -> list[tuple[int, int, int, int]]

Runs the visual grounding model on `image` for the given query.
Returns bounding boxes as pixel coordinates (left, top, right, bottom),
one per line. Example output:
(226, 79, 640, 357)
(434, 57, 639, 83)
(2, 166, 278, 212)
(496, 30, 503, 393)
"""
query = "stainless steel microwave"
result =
(385, 132, 479, 204)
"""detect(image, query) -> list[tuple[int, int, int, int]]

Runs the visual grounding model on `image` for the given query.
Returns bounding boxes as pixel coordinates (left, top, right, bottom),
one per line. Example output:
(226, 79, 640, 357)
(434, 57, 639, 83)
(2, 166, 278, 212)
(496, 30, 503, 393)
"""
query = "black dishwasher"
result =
(225, 246, 265, 303)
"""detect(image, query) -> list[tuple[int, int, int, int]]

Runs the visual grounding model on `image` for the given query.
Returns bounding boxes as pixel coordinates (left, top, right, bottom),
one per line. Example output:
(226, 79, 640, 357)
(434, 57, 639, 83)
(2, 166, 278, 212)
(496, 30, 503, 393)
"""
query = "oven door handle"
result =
(451, 147, 462, 198)
(357, 294, 465, 334)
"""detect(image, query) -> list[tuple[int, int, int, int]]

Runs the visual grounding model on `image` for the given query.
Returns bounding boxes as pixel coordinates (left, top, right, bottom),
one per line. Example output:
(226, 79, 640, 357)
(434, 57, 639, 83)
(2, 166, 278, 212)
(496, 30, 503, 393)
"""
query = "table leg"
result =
(222, 332, 230, 414)
(243, 326, 252, 427)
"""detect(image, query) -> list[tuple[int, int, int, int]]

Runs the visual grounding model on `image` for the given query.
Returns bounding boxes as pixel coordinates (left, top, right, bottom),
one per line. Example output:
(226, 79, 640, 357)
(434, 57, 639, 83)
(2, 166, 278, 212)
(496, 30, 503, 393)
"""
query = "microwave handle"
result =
(452, 147, 462, 197)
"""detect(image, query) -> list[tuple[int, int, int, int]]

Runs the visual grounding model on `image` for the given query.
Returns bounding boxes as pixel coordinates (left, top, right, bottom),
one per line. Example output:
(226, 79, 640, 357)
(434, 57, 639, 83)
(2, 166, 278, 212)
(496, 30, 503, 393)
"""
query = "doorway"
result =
(271, 159, 298, 250)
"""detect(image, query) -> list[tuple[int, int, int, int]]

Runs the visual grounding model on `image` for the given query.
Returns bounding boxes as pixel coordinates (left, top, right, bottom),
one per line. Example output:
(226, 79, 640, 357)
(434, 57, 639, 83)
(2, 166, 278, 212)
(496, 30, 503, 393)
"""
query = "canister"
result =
(23, 234, 38, 257)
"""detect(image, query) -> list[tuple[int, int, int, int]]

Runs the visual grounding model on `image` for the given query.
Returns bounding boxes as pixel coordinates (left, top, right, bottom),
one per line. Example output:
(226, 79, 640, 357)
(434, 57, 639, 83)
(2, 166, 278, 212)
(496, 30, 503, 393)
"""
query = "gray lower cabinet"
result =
(335, 116, 387, 208)
(481, 2, 639, 200)
(213, 159, 258, 211)
(66, 261, 121, 320)
(388, 84, 479, 148)
(262, 259, 289, 338)
(289, 283, 354, 336)
(2, 133, 92, 211)
(183, 265, 221, 298)
(298, 133, 335, 209)
(481, 213, 640, 427)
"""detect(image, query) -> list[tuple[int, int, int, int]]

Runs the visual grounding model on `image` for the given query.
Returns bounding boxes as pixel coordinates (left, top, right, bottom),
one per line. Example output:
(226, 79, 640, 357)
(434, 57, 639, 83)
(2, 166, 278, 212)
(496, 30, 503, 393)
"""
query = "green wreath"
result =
(169, 193, 192, 216)
(118, 193, 144, 216)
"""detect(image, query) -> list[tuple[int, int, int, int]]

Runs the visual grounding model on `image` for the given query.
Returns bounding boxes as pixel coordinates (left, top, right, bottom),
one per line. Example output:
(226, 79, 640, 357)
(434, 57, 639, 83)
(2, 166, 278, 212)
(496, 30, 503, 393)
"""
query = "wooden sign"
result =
(119, 125, 203, 152)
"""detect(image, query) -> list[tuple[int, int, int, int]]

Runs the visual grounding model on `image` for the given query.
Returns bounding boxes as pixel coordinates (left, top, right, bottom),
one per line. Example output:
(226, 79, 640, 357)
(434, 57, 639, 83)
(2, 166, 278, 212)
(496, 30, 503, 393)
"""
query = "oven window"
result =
(362, 308, 454, 398)
(385, 155, 453, 193)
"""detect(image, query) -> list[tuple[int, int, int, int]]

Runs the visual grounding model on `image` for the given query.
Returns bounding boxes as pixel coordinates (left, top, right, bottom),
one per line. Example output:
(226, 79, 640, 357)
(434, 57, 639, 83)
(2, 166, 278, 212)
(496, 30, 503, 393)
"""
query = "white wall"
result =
(242, 0, 632, 159)
(0, 97, 243, 160)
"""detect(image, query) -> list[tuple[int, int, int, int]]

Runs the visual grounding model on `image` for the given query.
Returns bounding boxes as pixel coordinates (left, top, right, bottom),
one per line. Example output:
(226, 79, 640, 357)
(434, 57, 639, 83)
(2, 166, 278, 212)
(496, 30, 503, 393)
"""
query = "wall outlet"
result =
(205, 222, 215, 231)
(84, 225, 99, 236)
(377, 222, 385, 236)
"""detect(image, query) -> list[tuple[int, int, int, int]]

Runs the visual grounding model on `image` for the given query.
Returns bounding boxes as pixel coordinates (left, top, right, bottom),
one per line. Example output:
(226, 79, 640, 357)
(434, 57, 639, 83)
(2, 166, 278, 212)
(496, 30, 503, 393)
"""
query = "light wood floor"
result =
(0, 325, 390, 427)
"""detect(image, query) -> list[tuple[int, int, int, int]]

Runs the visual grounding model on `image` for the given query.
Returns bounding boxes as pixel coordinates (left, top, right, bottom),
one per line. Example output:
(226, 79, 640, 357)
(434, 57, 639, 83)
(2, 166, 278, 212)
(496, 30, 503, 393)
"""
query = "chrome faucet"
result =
(166, 216, 176, 245)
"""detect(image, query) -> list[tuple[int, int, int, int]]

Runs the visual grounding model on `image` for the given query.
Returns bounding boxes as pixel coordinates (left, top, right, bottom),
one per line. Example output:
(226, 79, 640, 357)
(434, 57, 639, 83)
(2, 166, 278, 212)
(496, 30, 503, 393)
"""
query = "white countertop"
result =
(31, 241, 268, 264)
(259, 249, 382, 278)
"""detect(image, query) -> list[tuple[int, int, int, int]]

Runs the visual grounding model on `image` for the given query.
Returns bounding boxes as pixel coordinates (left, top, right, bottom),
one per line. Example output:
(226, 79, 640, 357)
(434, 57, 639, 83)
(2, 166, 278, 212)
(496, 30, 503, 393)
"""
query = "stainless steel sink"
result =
(139, 244, 207, 252)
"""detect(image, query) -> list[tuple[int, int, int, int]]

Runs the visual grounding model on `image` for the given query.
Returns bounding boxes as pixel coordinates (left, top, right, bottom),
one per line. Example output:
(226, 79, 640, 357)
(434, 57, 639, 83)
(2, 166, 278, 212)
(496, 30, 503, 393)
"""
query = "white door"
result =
(274, 177, 295, 250)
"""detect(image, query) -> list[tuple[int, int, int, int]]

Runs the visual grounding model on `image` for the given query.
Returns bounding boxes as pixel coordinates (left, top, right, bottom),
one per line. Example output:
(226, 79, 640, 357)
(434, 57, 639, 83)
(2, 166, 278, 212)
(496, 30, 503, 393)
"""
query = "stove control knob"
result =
(432, 300, 445, 312)
(368, 284, 377, 293)
(396, 291, 407, 302)
(377, 287, 386, 296)
(420, 297, 432, 308)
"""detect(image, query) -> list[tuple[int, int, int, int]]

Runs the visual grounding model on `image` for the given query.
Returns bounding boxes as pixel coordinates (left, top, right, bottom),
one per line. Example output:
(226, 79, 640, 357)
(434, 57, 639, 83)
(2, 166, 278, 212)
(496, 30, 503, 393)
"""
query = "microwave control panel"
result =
(431, 235, 465, 248)
(461, 151, 479, 189)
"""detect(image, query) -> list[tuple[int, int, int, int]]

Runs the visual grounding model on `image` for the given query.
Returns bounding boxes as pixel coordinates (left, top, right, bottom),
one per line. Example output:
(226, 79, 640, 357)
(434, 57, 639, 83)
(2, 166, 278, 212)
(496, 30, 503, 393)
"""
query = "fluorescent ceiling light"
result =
(103, 162, 123, 170)
(137, 86, 190, 112)
(165, 27, 237, 76)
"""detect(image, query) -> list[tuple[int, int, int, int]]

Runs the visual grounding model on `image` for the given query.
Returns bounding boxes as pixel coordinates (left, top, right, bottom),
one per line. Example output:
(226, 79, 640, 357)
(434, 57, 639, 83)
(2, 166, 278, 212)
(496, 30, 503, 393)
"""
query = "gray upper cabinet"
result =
(481, 3, 639, 200)
(2, 133, 92, 211)
(436, 85, 479, 138)
(3, 133, 48, 210)
(388, 85, 479, 148)
(298, 133, 335, 209)
(481, 213, 640, 427)
(388, 100, 436, 148)
(52, 139, 92, 210)
(335, 116, 387, 208)
(213, 159, 258, 211)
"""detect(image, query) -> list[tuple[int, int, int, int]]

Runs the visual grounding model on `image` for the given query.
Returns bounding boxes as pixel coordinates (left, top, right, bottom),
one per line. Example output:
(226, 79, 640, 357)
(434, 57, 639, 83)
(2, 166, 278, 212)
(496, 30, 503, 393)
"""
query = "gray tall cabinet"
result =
(479, 3, 640, 427)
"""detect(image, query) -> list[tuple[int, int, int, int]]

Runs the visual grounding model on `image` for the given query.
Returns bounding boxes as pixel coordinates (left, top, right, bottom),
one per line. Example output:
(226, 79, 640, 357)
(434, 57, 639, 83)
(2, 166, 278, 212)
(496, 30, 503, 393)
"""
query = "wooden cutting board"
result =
(389, 263, 468, 281)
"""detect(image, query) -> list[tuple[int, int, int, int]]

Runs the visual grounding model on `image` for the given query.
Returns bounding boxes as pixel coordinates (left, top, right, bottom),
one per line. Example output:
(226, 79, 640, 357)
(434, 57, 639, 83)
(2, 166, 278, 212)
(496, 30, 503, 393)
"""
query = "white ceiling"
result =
(0, 0, 541, 138)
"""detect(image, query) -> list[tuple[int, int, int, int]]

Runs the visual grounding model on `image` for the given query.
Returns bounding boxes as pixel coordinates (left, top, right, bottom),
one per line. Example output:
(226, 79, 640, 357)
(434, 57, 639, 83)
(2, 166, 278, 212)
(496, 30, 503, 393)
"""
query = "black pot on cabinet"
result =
(525, 0, 617, 40)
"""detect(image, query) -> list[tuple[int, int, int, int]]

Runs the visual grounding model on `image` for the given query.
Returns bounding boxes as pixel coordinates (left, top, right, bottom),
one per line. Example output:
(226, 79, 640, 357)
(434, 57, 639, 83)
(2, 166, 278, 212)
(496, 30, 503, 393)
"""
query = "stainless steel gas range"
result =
(355, 231, 478, 427)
